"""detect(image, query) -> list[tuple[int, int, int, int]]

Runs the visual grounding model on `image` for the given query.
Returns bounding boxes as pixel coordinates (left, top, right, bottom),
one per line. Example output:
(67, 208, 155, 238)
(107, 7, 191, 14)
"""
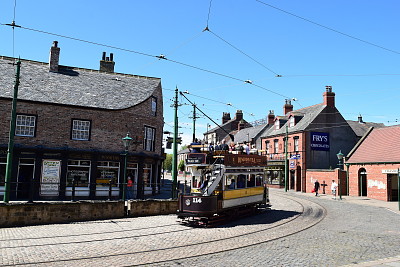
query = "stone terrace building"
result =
(0, 42, 164, 201)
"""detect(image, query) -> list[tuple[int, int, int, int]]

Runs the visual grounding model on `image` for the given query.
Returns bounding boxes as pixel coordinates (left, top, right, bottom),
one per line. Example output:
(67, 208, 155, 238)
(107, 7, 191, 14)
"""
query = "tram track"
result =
(0, 193, 326, 266)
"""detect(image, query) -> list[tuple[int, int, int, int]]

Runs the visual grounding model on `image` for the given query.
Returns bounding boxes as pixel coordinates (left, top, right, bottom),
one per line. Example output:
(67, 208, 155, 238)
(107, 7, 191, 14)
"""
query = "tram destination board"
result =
(186, 153, 207, 164)
(224, 154, 268, 167)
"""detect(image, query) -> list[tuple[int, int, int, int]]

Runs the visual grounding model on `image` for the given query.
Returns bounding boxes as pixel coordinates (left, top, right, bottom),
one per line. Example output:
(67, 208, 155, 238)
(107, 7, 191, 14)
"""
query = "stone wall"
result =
(0, 199, 178, 228)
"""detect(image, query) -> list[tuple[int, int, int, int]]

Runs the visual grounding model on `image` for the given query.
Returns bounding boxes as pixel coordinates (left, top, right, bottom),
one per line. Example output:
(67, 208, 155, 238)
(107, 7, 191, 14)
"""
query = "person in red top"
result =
(127, 176, 134, 199)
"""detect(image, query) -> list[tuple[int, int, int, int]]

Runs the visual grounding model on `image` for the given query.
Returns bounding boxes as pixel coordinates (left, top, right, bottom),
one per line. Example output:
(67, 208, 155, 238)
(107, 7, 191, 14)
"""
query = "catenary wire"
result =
(206, 29, 279, 76)
(255, 0, 400, 55)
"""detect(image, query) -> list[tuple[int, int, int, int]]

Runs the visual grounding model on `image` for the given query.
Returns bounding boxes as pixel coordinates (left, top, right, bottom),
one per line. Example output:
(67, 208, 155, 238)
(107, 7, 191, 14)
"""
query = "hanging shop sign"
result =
(310, 132, 330, 151)
(40, 159, 61, 196)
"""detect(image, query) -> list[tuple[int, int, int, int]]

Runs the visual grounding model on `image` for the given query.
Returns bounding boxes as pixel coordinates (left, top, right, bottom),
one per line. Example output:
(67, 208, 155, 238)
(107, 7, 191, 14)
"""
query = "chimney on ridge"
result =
(283, 99, 293, 115)
(222, 112, 231, 124)
(268, 110, 275, 125)
(323, 86, 335, 107)
(235, 110, 243, 121)
(100, 52, 115, 73)
(49, 41, 60, 72)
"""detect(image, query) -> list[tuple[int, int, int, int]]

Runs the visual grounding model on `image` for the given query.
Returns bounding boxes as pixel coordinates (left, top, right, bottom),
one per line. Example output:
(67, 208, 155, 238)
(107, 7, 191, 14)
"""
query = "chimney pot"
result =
(100, 52, 115, 73)
(323, 86, 335, 107)
(110, 53, 114, 61)
(102, 52, 106, 61)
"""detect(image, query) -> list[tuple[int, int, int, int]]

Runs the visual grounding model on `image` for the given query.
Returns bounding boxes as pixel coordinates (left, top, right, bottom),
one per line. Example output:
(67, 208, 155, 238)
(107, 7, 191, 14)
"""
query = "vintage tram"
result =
(177, 149, 270, 226)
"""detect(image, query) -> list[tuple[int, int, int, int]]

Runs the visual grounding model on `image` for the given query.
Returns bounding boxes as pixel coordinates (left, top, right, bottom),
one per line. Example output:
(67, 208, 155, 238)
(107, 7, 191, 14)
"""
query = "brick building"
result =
(0, 41, 164, 201)
(260, 87, 361, 192)
(346, 126, 400, 202)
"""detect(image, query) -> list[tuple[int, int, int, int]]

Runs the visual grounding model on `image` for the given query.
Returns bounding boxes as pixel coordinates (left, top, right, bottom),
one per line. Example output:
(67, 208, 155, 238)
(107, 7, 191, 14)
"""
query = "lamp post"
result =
(337, 150, 344, 200)
(122, 133, 133, 201)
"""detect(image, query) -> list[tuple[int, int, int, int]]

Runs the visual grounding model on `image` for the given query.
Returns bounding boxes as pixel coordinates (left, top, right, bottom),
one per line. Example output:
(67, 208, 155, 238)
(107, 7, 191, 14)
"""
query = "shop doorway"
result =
(358, 168, 367, 197)
(17, 159, 35, 200)
(290, 170, 295, 190)
(296, 166, 302, 192)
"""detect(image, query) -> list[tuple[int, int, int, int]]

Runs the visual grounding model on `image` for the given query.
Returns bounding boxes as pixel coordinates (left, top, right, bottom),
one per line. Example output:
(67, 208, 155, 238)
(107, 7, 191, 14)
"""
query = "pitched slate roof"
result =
(346, 126, 400, 163)
(0, 56, 161, 110)
(346, 120, 385, 138)
(233, 123, 271, 144)
(261, 104, 326, 137)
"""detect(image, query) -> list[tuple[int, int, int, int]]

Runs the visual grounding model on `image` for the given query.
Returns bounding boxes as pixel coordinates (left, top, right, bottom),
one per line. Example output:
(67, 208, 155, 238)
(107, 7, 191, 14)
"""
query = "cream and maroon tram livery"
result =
(177, 151, 270, 225)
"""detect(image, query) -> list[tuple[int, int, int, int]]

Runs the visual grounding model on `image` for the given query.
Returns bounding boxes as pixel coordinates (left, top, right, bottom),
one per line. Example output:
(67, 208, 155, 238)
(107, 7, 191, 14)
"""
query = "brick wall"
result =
(348, 163, 400, 201)
(0, 83, 163, 154)
(306, 169, 347, 195)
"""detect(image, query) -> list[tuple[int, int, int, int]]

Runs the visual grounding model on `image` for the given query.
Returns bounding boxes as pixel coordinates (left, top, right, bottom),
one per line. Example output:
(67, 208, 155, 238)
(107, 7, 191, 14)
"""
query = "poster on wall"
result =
(310, 132, 330, 151)
(40, 160, 61, 196)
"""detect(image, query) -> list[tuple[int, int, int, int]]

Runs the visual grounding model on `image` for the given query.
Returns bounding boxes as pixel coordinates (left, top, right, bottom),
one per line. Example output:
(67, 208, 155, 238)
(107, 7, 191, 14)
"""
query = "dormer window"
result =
(289, 116, 295, 127)
(274, 119, 280, 130)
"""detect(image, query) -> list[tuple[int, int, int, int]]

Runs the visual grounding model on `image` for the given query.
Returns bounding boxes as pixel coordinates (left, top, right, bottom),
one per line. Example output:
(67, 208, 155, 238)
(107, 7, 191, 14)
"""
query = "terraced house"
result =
(0, 41, 164, 201)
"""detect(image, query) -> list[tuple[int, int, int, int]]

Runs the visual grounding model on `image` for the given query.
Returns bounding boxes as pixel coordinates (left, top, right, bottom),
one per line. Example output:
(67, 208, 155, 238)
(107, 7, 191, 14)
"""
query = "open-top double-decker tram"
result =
(177, 148, 270, 226)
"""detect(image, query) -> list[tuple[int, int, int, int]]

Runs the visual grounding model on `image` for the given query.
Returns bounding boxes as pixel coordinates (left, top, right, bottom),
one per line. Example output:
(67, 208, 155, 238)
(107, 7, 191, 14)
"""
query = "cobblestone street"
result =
(0, 189, 399, 267)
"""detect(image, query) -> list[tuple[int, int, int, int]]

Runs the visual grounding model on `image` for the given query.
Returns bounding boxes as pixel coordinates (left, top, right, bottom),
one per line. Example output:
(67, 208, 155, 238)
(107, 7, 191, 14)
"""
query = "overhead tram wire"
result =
(205, 29, 280, 76)
(0, 23, 293, 100)
(255, 0, 400, 55)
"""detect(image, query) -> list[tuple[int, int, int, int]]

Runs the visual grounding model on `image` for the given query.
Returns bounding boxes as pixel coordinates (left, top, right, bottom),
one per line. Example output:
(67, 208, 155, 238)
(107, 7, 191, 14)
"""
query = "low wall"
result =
(128, 199, 178, 217)
(0, 201, 124, 228)
(0, 199, 179, 228)
(306, 169, 347, 195)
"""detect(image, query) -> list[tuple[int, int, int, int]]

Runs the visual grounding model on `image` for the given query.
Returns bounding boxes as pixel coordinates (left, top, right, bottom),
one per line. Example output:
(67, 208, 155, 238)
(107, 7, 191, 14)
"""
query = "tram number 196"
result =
(193, 198, 202, 204)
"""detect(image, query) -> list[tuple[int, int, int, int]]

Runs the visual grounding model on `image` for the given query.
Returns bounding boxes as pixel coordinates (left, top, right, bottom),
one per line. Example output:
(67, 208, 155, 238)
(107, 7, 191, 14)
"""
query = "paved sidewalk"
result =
(299, 190, 400, 215)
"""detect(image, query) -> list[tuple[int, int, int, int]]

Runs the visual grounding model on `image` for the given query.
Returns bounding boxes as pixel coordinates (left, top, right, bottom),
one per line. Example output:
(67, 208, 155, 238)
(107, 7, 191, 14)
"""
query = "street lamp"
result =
(337, 150, 344, 200)
(122, 133, 133, 201)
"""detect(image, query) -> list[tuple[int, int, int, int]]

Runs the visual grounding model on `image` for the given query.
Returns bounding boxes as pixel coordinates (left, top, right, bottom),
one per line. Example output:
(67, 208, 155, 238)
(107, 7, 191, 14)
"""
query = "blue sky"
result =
(1, 1, 399, 150)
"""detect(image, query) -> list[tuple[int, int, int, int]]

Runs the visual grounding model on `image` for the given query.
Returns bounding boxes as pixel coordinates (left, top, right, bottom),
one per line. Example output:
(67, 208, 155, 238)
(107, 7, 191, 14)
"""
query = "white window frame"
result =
(274, 120, 280, 130)
(294, 138, 299, 152)
(144, 126, 156, 151)
(151, 97, 157, 116)
(72, 119, 91, 141)
(15, 114, 36, 137)
(289, 116, 295, 127)
(274, 140, 279, 153)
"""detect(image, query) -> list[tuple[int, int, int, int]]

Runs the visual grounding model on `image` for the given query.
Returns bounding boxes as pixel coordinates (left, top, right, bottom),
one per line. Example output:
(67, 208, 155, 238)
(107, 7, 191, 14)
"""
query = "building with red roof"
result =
(346, 126, 400, 201)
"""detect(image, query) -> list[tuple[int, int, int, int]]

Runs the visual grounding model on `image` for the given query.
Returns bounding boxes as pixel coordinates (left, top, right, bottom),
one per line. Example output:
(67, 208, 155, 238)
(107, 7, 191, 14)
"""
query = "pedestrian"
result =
(314, 179, 320, 196)
(126, 176, 134, 199)
(331, 180, 338, 200)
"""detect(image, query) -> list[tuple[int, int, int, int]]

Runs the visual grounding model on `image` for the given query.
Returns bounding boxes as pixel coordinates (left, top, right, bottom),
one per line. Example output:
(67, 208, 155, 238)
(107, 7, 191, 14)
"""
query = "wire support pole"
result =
(3, 59, 21, 203)
(171, 87, 179, 199)
(284, 124, 288, 192)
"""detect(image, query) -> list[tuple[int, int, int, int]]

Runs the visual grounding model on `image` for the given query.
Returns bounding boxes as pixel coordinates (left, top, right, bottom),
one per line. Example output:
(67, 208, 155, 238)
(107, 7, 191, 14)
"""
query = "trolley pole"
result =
(190, 103, 199, 143)
(3, 59, 21, 203)
(171, 87, 179, 199)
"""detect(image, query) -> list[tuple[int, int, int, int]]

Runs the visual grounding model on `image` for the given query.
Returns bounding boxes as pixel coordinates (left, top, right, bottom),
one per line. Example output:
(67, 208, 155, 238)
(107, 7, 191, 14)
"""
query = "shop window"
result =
(96, 161, 120, 187)
(71, 119, 91, 141)
(143, 164, 152, 187)
(67, 160, 91, 187)
(144, 126, 156, 151)
(15, 114, 36, 137)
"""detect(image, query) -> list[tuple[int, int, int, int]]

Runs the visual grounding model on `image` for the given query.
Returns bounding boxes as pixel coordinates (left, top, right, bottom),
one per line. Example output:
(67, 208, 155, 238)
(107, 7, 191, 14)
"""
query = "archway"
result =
(358, 168, 367, 197)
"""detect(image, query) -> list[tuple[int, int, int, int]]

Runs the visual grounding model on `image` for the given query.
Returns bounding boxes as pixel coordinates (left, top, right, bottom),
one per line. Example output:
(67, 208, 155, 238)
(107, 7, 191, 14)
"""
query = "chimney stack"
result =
(100, 52, 115, 73)
(268, 110, 275, 125)
(323, 86, 335, 107)
(235, 110, 243, 121)
(49, 41, 60, 72)
(222, 112, 231, 124)
(283, 99, 293, 115)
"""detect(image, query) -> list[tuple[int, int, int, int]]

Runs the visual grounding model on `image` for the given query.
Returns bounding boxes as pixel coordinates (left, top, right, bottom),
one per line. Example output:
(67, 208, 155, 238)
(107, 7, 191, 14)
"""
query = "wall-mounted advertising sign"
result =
(40, 159, 61, 196)
(310, 132, 330, 151)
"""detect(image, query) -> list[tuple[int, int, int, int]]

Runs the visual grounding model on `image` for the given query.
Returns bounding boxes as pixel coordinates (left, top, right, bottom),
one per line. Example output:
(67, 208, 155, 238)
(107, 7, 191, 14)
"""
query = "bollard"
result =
(71, 178, 76, 202)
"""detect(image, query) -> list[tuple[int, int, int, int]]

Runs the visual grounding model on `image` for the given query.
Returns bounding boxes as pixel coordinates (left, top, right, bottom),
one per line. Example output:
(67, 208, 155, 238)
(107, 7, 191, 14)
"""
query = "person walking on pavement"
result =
(314, 180, 320, 196)
(331, 180, 338, 200)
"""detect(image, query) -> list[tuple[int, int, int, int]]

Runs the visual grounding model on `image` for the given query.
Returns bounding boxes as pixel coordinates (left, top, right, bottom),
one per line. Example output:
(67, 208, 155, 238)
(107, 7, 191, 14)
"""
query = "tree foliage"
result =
(163, 154, 172, 171)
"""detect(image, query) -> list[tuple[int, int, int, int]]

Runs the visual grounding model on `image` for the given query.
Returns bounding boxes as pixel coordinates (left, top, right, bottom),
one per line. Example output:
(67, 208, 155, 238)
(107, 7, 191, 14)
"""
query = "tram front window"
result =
(247, 174, 255, 187)
(256, 175, 263, 186)
(237, 174, 246, 188)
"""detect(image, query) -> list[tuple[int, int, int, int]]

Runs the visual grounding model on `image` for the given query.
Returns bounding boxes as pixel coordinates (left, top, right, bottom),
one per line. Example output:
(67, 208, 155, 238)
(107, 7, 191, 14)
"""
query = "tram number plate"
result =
(193, 198, 202, 204)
